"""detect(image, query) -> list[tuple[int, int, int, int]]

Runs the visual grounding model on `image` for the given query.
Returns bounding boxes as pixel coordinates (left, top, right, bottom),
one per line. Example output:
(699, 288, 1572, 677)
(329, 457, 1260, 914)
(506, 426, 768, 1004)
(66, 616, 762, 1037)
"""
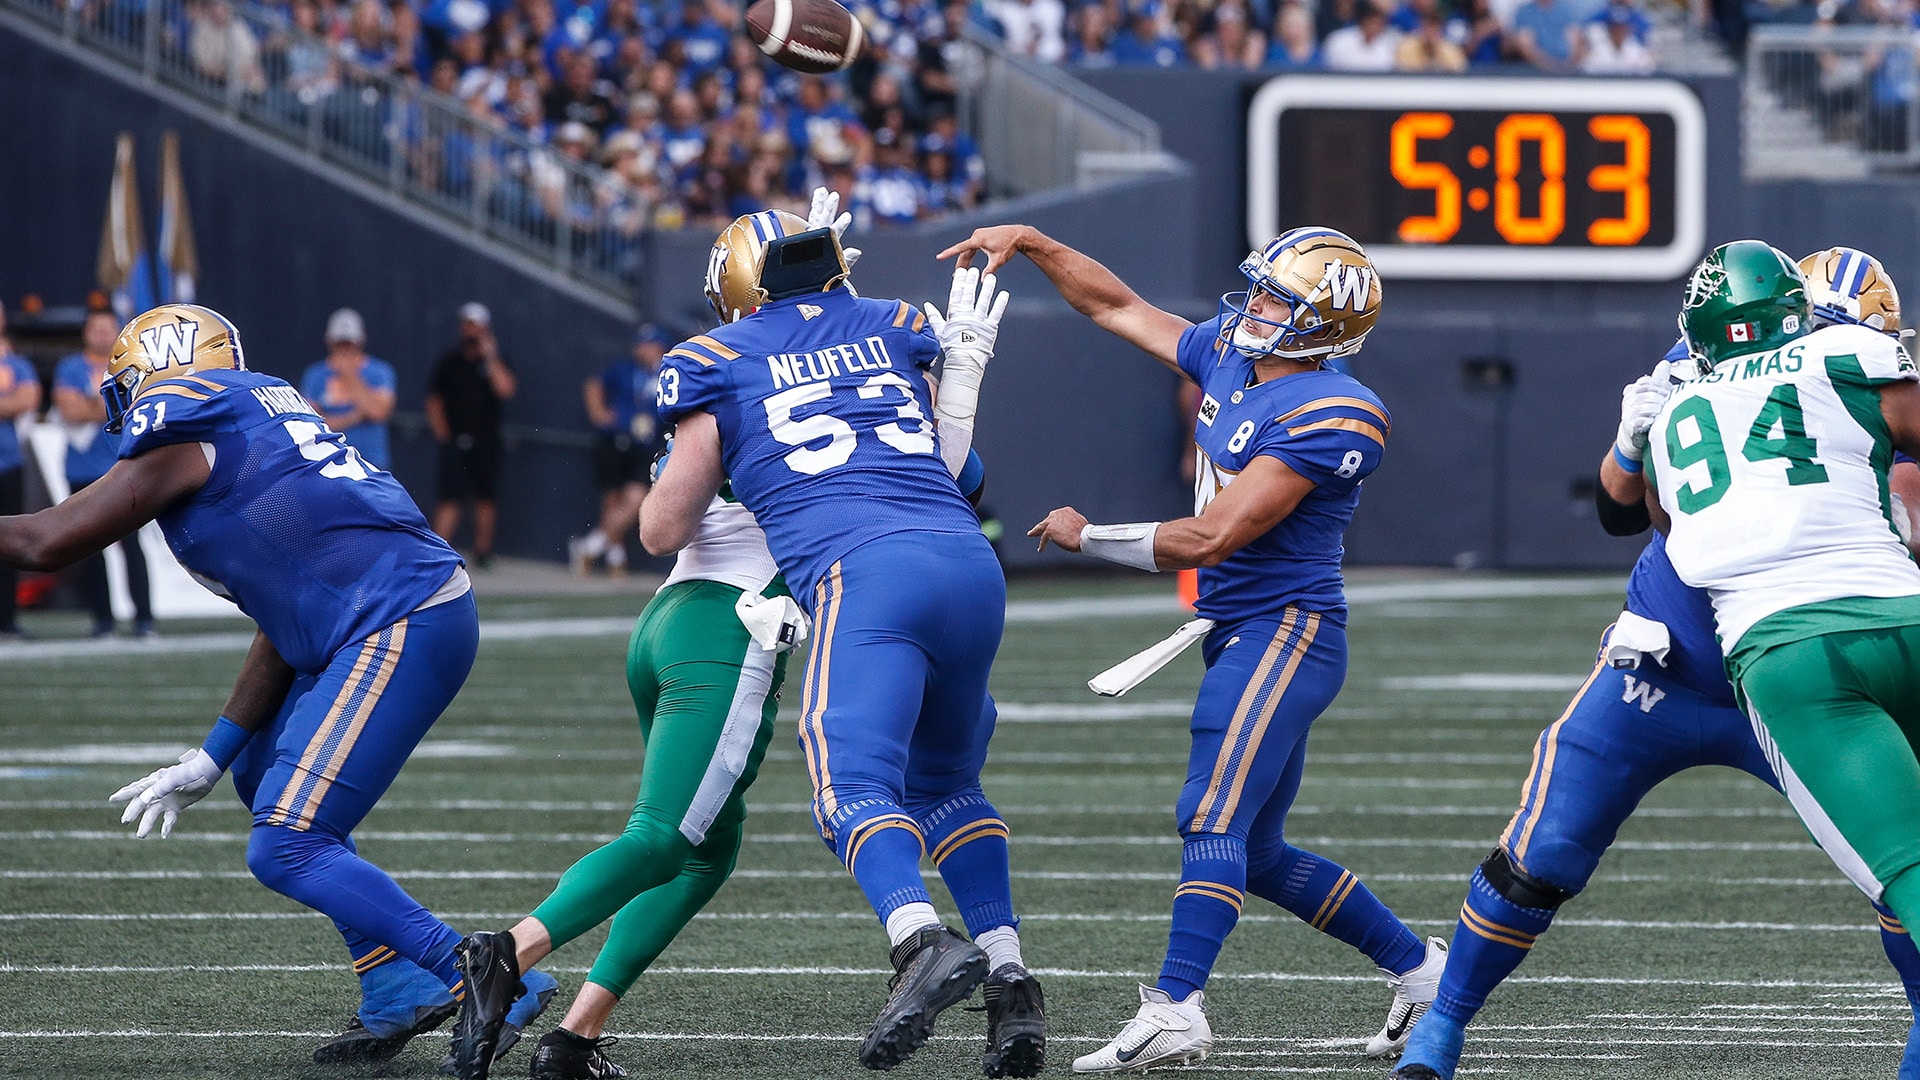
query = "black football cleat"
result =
(528, 1029, 630, 1079)
(979, 963, 1045, 1078)
(1393, 1066, 1445, 1079)
(858, 925, 990, 1071)
(448, 930, 526, 1080)
(311, 1002, 458, 1064)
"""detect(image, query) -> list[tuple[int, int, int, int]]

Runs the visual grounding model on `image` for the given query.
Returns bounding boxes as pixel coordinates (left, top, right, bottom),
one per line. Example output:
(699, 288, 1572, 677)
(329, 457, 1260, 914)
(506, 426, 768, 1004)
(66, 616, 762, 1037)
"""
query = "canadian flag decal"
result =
(1727, 322, 1758, 343)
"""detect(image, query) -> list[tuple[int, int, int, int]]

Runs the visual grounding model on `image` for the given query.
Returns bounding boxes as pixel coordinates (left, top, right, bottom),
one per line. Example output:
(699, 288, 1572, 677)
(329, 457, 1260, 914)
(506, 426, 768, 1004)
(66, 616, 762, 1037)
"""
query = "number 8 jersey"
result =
(116, 368, 464, 674)
(1648, 321, 1920, 663)
(655, 288, 980, 600)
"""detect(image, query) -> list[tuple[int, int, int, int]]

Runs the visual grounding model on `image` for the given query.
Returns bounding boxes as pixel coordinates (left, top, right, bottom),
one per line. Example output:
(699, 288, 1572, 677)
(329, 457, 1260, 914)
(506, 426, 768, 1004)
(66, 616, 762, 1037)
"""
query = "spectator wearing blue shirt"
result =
(568, 323, 665, 577)
(1267, 2, 1321, 66)
(665, 0, 731, 74)
(0, 301, 42, 639)
(1110, 3, 1186, 66)
(855, 128, 928, 225)
(1068, 1, 1119, 65)
(53, 309, 153, 638)
(1510, 0, 1582, 67)
(299, 308, 398, 469)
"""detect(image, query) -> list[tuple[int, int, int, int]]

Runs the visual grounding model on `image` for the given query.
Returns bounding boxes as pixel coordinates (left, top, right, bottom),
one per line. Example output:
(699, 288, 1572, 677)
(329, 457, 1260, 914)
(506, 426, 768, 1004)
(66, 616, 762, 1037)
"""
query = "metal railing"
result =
(10, 0, 642, 298)
(955, 27, 1170, 198)
(1747, 24, 1920, 177)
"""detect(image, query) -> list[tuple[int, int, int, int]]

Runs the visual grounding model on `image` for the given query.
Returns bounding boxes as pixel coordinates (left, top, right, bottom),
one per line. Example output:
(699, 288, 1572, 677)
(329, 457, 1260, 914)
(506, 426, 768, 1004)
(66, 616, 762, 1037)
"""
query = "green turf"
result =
(0, 574, 1910, 1079)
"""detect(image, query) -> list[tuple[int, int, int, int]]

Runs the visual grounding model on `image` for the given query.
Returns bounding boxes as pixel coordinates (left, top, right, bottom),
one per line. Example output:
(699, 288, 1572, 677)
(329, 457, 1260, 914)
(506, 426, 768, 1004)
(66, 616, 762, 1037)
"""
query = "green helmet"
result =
(1679, 240, 1812, 369)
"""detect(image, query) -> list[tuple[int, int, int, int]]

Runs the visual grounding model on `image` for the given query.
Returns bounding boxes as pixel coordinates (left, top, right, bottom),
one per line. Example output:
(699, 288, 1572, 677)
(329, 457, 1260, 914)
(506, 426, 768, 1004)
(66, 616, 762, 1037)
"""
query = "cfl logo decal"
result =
(1326, 265, 1373, 313)
(139, 320, 199, 371)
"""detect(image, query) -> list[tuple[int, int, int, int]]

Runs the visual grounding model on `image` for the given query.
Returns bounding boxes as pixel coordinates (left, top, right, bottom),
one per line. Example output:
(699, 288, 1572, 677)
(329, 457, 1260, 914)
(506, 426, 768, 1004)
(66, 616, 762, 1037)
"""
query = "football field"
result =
(0, 572, 1908, 1079)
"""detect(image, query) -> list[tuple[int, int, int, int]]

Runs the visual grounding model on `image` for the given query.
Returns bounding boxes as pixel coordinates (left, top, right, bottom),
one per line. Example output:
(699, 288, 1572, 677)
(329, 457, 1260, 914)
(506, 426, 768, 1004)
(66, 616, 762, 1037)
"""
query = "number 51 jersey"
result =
(117, 369, 464, 674)
(655, 288, 982, 599)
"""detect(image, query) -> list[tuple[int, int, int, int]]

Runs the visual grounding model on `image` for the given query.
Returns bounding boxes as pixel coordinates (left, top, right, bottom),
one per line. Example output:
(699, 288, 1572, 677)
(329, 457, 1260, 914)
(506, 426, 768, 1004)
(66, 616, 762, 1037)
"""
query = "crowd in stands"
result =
(985, 0, 1659, 74)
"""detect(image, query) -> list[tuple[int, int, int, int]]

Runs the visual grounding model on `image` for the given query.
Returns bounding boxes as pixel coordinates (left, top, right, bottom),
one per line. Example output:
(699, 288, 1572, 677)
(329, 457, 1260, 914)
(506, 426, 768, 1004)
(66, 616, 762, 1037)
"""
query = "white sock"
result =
(604, 543, 627, 568)
(975, 925, 1024, 971)
(884, 902, 941, 948)
(578, 530, 609, 558)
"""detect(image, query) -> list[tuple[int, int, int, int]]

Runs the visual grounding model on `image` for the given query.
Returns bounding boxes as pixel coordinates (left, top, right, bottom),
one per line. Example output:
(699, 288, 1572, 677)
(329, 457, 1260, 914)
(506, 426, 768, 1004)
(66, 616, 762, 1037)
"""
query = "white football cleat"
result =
(1366, 936, 1449, 1059)
(1071, 984, 1212, 1074)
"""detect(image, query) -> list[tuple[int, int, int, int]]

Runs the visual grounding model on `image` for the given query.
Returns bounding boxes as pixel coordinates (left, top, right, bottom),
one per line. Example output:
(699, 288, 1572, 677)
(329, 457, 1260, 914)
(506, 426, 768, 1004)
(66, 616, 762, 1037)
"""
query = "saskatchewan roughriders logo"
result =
(1685, 256, 1728, 310)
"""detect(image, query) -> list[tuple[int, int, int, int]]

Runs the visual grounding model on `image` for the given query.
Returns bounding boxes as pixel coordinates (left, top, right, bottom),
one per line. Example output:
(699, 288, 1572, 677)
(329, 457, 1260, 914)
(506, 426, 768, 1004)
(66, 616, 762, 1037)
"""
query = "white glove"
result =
(805, 186, 861, 270)
(1614, 359, 1676, 464)
(735, 590, 811, 653)
(925, 266, 1009, 363)
(108, 749, 223, 839)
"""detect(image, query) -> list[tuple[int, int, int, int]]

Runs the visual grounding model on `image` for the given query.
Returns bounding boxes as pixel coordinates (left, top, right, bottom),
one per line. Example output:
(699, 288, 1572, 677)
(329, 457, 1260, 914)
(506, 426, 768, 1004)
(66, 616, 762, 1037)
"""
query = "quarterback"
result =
(1645, 240, 1920, 978)
(0, 304, 553, 1067)
(943, 224, 1445, 1071)
(454, 205, 1040, 1077)
(1396, 247, 1920, 1080)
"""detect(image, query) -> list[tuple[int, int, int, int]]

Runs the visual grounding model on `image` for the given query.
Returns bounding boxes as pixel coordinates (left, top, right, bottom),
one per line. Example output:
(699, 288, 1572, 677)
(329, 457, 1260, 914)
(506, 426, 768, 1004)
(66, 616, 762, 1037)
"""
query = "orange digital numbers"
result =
(1587, 114, 1651, 246)
(1390, 112, 1461, 244)
(1494, 113, 1565, 245)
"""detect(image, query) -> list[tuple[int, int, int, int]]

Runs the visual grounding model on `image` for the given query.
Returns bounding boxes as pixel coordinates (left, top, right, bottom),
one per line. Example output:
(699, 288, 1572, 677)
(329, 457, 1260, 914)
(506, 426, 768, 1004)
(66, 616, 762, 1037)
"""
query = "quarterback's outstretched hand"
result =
(937, 225, 1032, 274)
(1614, 360, 1676, 465)
(805, 187, 861, 270)
(109, 749, 222, 839)
(925, 266, 1010, 361)
(1028, 506, 1089, 553)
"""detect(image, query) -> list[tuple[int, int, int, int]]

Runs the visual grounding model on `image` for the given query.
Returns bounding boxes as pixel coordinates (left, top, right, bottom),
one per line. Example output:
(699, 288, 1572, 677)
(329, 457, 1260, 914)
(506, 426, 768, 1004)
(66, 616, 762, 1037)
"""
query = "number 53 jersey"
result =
(655, 289, 981, 599)
(1179, 317, 1390, 627)
(1647, 321, 1920, 661)
(117, 368, 464, 674)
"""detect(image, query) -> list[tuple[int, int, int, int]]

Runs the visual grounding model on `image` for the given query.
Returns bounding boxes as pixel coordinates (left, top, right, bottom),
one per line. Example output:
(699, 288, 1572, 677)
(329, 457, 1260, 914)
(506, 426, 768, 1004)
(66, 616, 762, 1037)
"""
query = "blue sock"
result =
(916, 790, 1016, 936)
(1157, 835, 1247, 1000)
(246, 824, 466, 994)
(1247, 843, 1424, 975)
(1872, 903, 1920, 1080)
(830, 801, 933, 923)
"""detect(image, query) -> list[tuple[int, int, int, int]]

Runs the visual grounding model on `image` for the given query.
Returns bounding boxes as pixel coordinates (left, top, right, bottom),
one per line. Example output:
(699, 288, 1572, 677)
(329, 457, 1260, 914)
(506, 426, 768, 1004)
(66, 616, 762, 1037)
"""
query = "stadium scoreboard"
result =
(1247, 77, 1707, 281)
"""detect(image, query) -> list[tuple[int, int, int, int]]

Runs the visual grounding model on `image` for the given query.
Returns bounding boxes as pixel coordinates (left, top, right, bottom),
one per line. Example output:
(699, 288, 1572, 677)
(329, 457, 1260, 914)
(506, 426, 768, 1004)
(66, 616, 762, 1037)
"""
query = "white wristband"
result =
(1079, 522, 1162, 572)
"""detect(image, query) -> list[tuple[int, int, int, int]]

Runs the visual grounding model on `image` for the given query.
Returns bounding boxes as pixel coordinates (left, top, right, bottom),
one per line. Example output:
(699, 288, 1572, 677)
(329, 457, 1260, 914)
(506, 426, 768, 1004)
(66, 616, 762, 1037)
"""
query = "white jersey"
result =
(660, 495, 781, 594)
(1648, 322, 1920, 654)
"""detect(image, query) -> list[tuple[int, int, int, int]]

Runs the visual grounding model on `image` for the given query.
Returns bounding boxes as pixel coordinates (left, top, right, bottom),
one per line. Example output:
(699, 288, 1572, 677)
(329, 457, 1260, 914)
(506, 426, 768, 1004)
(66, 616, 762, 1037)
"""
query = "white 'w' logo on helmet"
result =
(1326, 265, 1373, 313)
(139, 321, 200, 371)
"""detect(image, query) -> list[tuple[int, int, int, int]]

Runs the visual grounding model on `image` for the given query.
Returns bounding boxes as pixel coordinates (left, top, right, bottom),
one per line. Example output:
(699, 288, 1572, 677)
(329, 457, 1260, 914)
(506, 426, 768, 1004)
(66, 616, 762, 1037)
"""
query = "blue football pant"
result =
(797, 531, 1016, 933)
(229, 594, 478, 997)
(1159, 610, 1425, 997)
(1402, 644, 1920, 1078)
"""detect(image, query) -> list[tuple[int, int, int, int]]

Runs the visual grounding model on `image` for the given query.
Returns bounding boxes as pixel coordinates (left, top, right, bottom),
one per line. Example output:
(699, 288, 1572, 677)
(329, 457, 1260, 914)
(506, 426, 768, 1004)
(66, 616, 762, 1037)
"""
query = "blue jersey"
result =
(116, 369, 463, 674)
(55, 354, 121, 484)
(1621, 533, 1735, 706)
(1179, 317, 1389, 625)
(299, 357, 397, 468)
(0, 353, 38, 475)
(597, 360, 661, 443)
(654, 288, 978, 599)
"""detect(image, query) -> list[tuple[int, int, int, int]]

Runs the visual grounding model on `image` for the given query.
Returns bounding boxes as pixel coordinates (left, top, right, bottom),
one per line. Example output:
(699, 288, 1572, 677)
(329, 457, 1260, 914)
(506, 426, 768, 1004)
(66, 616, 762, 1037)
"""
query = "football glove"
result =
(926, 266, 1009, 363)
(806, 186, 861, 270)
(109, 748, 222, 839)
(1614, 359, 1676, 465)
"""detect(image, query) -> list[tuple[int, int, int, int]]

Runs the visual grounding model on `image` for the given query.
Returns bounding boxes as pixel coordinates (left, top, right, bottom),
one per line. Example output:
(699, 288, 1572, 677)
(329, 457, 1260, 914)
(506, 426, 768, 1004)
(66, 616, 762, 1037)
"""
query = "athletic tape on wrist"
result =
(201, 716, 251, 772)
(1079, 522, 1162, 572)
(1611, 444, 1643, 474)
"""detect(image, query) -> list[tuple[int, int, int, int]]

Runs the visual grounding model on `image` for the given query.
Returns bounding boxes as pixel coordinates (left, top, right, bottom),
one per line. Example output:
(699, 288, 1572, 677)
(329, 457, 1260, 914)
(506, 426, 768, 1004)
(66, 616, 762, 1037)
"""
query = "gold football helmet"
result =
(704, 209, 849, 323)
(104, 304, 246, 432)
(1799, 246, 1902, 333)
(1219, 227, 1381, 361)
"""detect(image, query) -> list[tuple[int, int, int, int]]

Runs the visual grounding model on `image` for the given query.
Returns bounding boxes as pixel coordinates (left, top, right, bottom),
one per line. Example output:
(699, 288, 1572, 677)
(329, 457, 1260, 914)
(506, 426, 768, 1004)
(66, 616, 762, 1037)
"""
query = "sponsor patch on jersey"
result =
(1198, 393, 1221, 427)
(799, 304, 824, 320)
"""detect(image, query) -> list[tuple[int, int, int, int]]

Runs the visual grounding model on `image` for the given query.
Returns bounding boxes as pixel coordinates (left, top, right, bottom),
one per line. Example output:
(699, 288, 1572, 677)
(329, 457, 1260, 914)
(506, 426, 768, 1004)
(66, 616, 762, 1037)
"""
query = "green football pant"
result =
(528, 579, 787, 997)
(1739, 624, 1920, 931)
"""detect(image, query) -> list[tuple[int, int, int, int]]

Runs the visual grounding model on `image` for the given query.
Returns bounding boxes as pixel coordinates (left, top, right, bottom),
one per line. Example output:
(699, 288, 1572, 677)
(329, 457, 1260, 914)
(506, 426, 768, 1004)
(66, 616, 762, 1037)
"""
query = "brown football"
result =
(743, 0, 864, 74)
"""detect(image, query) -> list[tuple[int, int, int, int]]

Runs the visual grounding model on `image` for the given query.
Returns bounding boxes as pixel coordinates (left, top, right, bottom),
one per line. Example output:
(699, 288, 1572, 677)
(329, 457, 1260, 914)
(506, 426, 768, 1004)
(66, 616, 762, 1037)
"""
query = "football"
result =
(743, 0, 864, 74)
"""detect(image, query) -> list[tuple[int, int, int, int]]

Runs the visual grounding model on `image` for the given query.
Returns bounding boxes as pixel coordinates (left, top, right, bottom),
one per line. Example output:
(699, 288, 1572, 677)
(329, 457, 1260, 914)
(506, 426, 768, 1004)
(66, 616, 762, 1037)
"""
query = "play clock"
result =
(1246, 77, 1707, 280)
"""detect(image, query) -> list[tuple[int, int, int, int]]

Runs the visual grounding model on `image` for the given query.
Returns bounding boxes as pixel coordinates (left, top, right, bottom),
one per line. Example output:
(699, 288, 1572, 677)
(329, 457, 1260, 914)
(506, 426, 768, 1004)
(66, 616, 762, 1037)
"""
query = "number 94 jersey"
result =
(1180, 316, 1390, 626)
(655, 289, 981, 599)
(117, 369, 463, 674)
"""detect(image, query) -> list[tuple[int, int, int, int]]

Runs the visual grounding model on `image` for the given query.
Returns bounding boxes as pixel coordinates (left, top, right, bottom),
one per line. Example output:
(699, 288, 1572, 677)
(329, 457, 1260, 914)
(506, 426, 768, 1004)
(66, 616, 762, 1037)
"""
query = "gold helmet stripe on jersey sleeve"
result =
(663, 348, 717, 368)
(1285, 416, 1387, 447)
(686, 335, 740, 360)
(1274, 396, 1391, 433)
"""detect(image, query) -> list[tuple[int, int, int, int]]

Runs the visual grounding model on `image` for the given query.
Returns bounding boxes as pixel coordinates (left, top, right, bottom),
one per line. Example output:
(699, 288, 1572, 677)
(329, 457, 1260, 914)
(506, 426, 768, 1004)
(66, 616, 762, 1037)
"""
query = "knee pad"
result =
(246, 824, 326, 896)
(1481, 847, 1578, 910)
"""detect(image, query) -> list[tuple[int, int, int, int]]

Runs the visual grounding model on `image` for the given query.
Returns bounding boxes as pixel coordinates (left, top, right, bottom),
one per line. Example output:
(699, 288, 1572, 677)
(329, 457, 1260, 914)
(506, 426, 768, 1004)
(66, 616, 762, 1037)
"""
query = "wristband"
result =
(200, 716, 251, 772)
(1611, 445, 1643, 475)
(1079, 522, 1162, 573)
